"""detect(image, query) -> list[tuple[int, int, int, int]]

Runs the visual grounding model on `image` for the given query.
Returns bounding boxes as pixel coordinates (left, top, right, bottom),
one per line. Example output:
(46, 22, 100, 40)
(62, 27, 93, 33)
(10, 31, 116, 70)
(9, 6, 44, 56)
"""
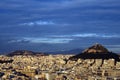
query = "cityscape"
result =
(0, 44, 120, 80)
(0, 0, 120, 80)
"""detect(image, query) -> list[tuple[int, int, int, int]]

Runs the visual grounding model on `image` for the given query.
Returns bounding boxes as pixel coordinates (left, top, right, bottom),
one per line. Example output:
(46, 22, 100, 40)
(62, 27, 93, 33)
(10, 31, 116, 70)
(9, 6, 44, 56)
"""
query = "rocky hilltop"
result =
(82, 43, 109, 54)
(7, 50, 48, 57)
(69, 43, 120, 60)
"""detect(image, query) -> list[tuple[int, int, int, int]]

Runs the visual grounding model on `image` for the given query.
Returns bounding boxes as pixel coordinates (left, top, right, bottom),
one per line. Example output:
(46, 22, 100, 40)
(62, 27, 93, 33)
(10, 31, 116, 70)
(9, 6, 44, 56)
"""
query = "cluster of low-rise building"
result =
(0, 55, 120, 80)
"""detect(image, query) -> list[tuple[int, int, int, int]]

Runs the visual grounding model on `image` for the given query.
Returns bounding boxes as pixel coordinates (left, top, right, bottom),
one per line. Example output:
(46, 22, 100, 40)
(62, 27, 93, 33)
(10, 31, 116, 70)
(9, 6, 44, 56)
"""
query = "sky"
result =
(0, 0, 120, 53)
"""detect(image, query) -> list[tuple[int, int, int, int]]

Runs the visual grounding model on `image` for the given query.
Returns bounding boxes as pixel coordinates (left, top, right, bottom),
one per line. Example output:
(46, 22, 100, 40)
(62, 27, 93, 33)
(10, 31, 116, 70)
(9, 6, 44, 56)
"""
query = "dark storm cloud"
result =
(0, 0, 120, 53)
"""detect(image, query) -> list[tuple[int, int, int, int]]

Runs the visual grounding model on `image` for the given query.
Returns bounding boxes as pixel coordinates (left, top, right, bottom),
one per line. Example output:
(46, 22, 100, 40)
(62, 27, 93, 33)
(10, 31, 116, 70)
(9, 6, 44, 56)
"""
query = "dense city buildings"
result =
(0, 44, 120, 80)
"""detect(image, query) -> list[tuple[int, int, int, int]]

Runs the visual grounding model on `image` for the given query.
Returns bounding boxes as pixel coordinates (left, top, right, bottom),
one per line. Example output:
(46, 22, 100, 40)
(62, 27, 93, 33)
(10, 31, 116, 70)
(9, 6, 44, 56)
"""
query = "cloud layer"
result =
(8, 37, 73, 44)
(51, 33, 120, 38)
(21, 20, 55, 26)
(0, 0, 120, 53)
(7, 33, 120, 45)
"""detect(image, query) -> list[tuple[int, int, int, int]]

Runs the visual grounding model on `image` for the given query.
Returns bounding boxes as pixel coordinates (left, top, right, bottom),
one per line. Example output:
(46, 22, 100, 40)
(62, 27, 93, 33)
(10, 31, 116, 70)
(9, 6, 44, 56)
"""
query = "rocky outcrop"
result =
(82, 43, 109, 54)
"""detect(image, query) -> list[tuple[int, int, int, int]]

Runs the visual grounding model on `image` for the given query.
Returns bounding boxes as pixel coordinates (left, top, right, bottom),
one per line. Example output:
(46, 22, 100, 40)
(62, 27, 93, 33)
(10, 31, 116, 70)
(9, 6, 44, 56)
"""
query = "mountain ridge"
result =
(46, 48, 83, 54)
(6, 50, 48, 57)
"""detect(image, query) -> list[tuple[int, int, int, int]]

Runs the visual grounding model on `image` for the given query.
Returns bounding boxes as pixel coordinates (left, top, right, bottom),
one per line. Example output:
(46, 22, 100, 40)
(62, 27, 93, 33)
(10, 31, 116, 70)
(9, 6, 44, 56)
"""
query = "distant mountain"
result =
(7, 50, 48, 57)
(47, 48, 83, 54)
(69, 43, 120, 61)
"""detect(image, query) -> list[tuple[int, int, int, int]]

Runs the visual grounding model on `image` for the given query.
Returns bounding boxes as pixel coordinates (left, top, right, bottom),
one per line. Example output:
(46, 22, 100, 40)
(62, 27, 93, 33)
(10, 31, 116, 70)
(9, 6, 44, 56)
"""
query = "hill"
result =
(69, 43, 120, 61)
(7, 50, 48, 57)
